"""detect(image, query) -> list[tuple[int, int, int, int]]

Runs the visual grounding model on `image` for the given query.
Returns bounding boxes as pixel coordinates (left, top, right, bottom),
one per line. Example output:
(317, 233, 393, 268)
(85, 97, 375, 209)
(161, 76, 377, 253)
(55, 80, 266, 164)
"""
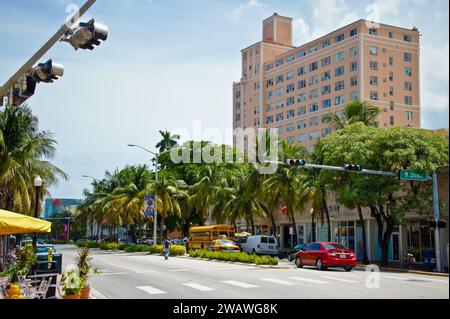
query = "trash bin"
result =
(423, 250, 436, 272)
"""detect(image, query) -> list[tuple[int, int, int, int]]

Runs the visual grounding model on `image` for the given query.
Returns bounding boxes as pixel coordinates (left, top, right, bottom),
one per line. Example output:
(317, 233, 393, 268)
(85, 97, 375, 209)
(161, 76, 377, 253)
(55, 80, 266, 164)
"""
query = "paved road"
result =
(59, 245, 449, 299)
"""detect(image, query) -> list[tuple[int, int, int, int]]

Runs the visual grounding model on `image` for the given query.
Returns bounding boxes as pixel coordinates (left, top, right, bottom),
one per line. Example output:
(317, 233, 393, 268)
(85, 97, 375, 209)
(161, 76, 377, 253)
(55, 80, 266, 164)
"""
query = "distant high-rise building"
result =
(43, 198, 83, 219)
(233, 13, 421, 152)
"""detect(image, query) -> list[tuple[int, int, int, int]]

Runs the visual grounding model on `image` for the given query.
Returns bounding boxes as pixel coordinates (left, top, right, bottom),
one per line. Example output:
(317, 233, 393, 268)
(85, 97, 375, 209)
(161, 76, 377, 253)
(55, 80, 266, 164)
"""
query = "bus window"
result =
(219, 231, 228, 236)
(228, 232, 235, 238)
(213, 232, 219, 237)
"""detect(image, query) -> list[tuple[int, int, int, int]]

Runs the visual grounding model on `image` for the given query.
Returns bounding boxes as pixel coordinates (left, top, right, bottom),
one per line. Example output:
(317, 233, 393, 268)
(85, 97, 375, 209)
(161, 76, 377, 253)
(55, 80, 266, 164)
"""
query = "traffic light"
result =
(286, 159, 307, 167)
(63, 19, 108, 51)
(10, 76, 37, 106)
(343, 164, 363, 172)
(428, 220, 447, 229)
(31, 59, 64, 83)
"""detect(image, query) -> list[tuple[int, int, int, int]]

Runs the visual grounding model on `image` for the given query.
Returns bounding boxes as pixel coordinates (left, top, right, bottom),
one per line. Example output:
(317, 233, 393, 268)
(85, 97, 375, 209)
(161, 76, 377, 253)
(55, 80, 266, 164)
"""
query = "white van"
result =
(240, 235, 278, 255)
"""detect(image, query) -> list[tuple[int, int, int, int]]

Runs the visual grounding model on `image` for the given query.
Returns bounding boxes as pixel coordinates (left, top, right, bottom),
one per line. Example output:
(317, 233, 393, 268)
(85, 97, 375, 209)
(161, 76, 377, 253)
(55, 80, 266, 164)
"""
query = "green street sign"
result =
(399, 170, 428, 181)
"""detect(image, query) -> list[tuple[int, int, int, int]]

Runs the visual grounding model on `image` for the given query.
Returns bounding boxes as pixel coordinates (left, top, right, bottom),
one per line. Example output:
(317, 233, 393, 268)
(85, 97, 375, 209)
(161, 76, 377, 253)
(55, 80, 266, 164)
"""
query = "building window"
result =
(321, 71, 331, 81)
(389, 86, 394, 96)
(235, 103, 241, 110)
(388, 31, 393, 39)
(275, 58, 284, 67)
(335, 66, 345, 77)
(235, 91, 241, 99)
(405, 96, 413, 105)
(276, 112, 284, 122)
(266, 104, 274, 112)
(267, 91, 273, 99)
(310, 131, 319, 141)
(286, 96, 295, 106)
(298, 120, 307, 129)
(278, 125, 285, 134)
(335, 80, 345, 91)
(298, 105, 307, 115)
(266, 63, 274, 71)
(287, 123, 296, 132)
(298, 134, 307, 142)
(287, 71, 295, 80)
(404, 34, 412, 42)
(309, 89, 318, 99)
(335, 52, 345, 62)
(322, 99, 332, 108)
(277, 88, 283, 96)
(350, 61, 358, 72)
(350, 28, 358, 37)
(370, 76, 378, 86)
(287, 109, 295, 118)
(390, 101, 395, 110)
(298, 66, 306, 76)
(369, 28, 378, 35)
(266, 79, 274, 87)
(406, 111, 413, 121)
(321, 85, 331, 95)
(335, 34, 345, 42)
(404, 81, 413, 91)
(322, 114, 332, 124)
(309, 46, 318, 53)
(276, 100, 284, 109)
(298, 51, 306, 58)
(322, 39, 331, 48)
(276, 74, 284, 83)
(286, 84, 295, 93)
(266, 116, 273, 124)
(390, 116, 395, 126)
(298, 93, 307, 102)
(309, 62, 318, 72)
(369, 46, 378, 56)
(322, 127, 332, 138)
(310, 103, 319, 112)
(287, 136, 295, 145)
(349, 47, 358, 56)
(335, 95, 345, 105)
(235, 114, 241, 121)
(370, 61, 378, 71)
(404, 67, 412, 77)
(309, 75, 319, 86)
(404, 52, 412, 62)
(350, 76, 358, 87)
(350, 91, 358, 101)
(389, 72, 394, 81)
(297, 80, 306, 89)
(321, 56, 331, 67)
(370, 91, 379, 100)
(309, 116, 319, 126)
(287, 55, 295, 62)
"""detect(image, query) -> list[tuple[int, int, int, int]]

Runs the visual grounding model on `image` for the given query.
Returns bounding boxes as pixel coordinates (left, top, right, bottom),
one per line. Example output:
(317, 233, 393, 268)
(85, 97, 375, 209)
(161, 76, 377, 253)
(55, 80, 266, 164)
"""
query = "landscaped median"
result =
(74, 242, 187, 256)
(188, 249, 279, 266)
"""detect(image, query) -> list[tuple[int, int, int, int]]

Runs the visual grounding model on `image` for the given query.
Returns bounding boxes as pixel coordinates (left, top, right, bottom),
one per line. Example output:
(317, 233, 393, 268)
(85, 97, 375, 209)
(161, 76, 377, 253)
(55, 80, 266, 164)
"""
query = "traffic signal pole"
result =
(269, 160, 442, 272)
(0, 0, 97, 100)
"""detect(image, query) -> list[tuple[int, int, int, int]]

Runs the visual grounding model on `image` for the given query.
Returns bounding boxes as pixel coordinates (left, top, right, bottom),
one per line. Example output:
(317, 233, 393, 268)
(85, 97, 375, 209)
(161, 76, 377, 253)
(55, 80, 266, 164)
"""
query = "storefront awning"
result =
(0, 209, 51, 235)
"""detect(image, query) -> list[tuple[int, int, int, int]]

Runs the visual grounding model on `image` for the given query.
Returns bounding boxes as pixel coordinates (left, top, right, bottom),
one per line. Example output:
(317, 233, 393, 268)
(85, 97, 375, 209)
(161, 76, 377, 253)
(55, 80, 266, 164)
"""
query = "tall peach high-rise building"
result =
(233, 13, 420, 151)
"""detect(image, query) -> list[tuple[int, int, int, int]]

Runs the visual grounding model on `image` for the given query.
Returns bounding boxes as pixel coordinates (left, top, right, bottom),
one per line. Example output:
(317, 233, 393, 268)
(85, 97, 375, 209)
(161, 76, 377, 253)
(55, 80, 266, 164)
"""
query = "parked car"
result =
(35, 245, 63, 274)
(139, 238, 154, 245)
(19, 239, 33, 247)
(208, 239, 240, 252)
(286, 243, 306, 261)
(240, 235, 278, 255)
(293, 242, 356, 271)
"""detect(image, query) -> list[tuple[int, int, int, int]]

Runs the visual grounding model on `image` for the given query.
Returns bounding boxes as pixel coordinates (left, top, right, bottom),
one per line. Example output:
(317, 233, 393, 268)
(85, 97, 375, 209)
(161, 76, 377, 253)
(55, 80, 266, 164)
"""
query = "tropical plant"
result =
(61, 270, 84, 296)
(330, 99, 380, 130)
(155, 130, 180, 153)
(0, 244, 36, 284)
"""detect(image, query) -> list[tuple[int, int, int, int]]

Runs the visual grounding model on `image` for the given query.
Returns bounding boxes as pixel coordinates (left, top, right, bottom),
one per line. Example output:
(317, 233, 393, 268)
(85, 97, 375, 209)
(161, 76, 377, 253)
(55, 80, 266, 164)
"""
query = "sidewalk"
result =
(355, 264, 449, 277)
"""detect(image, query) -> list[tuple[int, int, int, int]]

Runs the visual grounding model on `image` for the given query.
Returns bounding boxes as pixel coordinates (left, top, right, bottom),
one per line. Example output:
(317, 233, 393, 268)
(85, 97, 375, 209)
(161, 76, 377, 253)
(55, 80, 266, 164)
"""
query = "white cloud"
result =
(231, 0, 265, 21)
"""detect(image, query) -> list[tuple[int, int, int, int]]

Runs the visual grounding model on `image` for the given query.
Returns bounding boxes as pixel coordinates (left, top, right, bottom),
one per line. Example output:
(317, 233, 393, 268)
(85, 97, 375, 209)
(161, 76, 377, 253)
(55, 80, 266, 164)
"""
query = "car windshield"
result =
(216, 241, 234, 245)
(324, 243, 347, 250)
(36, 246, 53, 253)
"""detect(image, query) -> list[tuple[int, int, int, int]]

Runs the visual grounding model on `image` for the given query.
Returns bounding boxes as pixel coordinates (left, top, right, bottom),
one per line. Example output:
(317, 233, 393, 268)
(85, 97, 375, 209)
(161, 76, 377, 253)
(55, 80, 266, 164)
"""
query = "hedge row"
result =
(76, 242, 186, 256)
(189, 250, 278, 265)
(148, 245, 186, 256)
(75, 242, 100, 248)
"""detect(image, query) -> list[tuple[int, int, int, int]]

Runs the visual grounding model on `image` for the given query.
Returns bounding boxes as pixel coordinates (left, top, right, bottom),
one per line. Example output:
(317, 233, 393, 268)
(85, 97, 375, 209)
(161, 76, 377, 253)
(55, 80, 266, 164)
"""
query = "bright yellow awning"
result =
(0, 209, 51, 235)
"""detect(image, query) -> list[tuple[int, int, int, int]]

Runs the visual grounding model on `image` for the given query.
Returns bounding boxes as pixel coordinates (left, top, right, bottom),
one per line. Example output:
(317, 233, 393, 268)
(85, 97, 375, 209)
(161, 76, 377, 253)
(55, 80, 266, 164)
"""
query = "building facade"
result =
(43, 198, 83, 219)
(233, 14, 420, 152)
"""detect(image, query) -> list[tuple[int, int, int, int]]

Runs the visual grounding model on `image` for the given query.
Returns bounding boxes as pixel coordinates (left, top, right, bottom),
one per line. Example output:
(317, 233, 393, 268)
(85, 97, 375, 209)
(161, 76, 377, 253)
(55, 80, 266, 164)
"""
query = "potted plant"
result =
(75, 246, 100, 299)
(61, 270, 84, 299)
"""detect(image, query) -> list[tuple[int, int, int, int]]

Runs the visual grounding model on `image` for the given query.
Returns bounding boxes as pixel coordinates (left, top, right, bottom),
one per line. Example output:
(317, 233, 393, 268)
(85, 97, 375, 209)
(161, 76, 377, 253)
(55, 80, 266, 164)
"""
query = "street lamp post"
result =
(128, 144, 159, 246)
(311, 209, 316, 242)
(32, 176, 43, 247)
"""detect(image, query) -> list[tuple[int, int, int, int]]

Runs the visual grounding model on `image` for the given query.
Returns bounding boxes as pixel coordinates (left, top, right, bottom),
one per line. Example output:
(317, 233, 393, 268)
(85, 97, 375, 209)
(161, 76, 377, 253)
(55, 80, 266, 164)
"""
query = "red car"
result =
(293, 242, 356, 271)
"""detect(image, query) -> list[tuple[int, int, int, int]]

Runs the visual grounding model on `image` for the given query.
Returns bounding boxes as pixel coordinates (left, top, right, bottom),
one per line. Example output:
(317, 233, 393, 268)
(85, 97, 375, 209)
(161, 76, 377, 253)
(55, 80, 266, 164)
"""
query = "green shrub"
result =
(100, 242, 118, 250)
(149, 245, 163, 254)
(170, 245, 187, 256)
(118, 243, 131, 250)
(76, 242, 100, 249)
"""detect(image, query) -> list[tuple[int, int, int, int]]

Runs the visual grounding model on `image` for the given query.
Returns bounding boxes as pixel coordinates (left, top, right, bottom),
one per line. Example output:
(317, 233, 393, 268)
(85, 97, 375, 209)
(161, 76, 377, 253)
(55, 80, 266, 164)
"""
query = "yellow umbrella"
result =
(0, 209, 51, 235)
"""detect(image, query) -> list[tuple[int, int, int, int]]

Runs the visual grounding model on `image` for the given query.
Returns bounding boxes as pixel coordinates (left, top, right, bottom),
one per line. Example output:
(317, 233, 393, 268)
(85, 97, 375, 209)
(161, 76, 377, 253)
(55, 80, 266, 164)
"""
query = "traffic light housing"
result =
(64, 19, 108, 51)
(31, 59, 64, 83)
(343, 164, 363, 172)
(428, 220, 447, 229)
(286, 159, 307, 167)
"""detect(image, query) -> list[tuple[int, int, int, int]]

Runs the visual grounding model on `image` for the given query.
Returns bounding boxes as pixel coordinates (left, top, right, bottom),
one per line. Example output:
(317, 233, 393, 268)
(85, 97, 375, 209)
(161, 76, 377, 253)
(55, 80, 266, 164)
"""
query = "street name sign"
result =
(399, 170, 428, 182)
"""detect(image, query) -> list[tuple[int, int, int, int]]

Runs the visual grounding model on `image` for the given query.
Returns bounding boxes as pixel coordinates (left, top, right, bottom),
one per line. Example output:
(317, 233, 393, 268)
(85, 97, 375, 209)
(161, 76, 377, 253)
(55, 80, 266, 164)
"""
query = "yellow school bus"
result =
(188, 225, 236, 250)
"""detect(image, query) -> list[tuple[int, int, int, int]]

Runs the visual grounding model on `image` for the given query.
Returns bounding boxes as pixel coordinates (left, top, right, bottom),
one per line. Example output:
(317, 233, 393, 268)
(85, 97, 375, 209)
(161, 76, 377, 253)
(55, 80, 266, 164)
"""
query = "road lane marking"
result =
(289, 277, 329, 284)
(182, 283, 215, 291)
(137, 286, 168, 295)
(320, 276, 357, 283)
(261, 278, 295, 286)
(221, 280, 259, 288)
(101, 261, 144, 273)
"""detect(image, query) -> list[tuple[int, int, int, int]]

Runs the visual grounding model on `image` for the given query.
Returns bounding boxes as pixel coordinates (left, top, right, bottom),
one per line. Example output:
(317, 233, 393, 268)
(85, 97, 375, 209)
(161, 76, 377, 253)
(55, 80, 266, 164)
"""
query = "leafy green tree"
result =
(321, 123, 449, 266)
(155, 130, 180, 153)
(331, 99, 380, 130)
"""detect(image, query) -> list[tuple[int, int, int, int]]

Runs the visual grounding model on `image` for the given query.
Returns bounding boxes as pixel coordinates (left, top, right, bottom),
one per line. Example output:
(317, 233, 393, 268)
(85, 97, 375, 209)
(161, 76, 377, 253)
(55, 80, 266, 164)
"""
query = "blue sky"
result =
(0, 0, 448, 199)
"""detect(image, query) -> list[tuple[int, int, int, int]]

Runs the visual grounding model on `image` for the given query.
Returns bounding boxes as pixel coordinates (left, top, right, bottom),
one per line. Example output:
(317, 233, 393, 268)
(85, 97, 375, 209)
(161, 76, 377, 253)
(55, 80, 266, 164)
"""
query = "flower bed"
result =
(188, 250, 278, 265)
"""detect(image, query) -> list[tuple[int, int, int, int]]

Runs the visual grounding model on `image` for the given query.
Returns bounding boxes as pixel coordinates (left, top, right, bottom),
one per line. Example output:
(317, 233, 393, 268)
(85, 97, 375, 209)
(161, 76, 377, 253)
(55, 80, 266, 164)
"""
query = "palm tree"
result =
(155, 130, 180, 153)
(0, 106, 67, 213)
(331, 99, 380, 130)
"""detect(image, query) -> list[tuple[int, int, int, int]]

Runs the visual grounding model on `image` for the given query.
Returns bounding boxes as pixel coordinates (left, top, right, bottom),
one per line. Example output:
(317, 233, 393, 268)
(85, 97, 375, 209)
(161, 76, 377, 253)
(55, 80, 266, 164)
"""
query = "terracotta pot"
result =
(63, 294, 81, 300)
(80, 283, 91, 299)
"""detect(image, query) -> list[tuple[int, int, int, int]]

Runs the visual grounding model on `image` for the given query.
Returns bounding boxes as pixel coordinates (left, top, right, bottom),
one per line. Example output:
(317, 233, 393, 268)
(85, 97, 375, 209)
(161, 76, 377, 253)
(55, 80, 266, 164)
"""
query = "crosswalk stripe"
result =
(290, 277, 329, 284)
(261, 278, 295, 286)
(320, 276, 357, 283)
(137, 286, 167, 295)
(221, 280, 259, 288)
(182, 283, 215, 291)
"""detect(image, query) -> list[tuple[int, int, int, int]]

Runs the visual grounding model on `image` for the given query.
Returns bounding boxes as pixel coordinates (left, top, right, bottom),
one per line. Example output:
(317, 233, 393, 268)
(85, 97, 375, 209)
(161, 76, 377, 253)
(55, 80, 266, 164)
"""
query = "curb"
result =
(176, 256, 289, 269)
(90, 286, 108, 299)
(355, 264, 449, 277)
